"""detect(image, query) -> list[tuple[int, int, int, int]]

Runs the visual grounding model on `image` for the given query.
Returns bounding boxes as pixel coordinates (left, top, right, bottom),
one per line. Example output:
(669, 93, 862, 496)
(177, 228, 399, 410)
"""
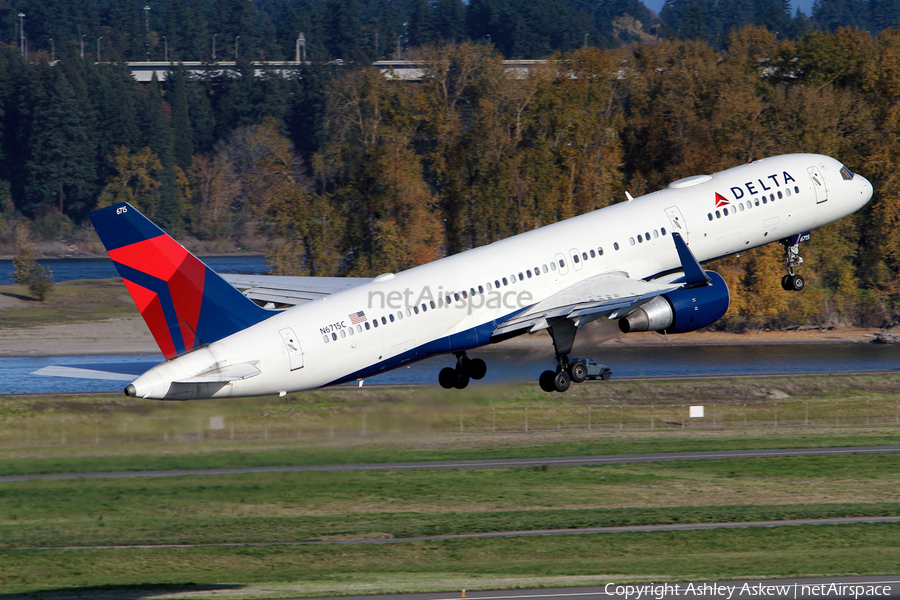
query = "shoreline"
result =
(0, 316, 883, 358)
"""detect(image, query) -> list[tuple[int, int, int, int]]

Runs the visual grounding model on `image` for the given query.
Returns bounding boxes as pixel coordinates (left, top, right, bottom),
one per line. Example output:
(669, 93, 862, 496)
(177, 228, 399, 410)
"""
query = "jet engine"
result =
(618, 271, 730, 334)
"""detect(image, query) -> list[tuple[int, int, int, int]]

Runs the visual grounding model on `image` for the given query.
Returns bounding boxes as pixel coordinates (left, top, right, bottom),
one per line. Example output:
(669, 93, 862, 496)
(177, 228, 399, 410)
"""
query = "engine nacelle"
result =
(618, 271, 730, 334)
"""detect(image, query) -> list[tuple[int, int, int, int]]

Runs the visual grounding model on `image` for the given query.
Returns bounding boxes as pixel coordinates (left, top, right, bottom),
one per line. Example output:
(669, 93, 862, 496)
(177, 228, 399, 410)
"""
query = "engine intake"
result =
(618, 271, 730, 334)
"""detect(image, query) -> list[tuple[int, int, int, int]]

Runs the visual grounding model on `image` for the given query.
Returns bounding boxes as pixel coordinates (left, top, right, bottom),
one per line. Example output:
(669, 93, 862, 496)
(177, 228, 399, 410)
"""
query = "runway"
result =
(3, 444, 899, 483)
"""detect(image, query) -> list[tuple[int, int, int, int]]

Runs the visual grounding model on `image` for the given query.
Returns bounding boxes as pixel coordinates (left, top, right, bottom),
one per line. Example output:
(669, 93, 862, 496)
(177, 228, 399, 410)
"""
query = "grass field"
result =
(2, 380, 900, 598)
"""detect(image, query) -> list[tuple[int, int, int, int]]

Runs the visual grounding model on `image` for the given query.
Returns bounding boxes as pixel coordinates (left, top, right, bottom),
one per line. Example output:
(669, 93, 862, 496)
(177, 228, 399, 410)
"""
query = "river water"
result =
(3, 257, 899, 394)
(5, 343, 900, 395)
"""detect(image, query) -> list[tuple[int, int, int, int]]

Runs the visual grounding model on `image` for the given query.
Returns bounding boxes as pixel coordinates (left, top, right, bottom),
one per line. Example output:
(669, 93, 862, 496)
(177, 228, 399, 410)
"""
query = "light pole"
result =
(235, 35, 239, 61)
(97, 36, 102, 62)
(583, 33, 588, 48)
(50, 38, 54, 62)
(213, 34, 217, 60)
(163, 35, 168, 62)
(81, 34, 85, 59)
(144, 5, 151, 61)
(18, 13, 24, 57)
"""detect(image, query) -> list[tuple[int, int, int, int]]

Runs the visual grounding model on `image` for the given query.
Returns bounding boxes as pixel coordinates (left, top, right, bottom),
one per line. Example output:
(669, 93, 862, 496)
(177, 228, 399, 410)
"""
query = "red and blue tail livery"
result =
(90, 203, 273, 359)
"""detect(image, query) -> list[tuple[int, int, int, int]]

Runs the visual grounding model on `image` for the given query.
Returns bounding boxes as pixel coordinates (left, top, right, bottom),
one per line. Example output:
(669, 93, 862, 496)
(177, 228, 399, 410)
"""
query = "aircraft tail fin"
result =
(89, 203, 273, 360)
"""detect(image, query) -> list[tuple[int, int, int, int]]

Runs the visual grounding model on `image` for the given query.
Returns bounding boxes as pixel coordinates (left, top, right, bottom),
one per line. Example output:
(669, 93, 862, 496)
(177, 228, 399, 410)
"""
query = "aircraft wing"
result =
(222, 274, 372, 306)
(492, 272, 682, 336)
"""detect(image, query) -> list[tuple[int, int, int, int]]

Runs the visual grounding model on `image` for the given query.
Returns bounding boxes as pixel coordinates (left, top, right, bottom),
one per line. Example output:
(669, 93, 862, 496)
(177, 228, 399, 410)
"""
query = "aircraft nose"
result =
(859, 174, 874, 206)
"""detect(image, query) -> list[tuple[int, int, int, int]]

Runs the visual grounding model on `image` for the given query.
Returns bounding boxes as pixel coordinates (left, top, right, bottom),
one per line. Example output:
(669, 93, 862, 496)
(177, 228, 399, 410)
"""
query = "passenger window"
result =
(502, 277, 508, 285)
(573, 255, 580, 263)
(629, 237, 635, 246)
(446, 295, 451, 305)
(708, 213, 713, 221)
(332, 332, 338, 339)
(653, 230, 658, 238)
(637, 235, 643, 243)
(438, 298, 443, 307)
(645, 232, 650, 240)
(518, 273, 524, 281)
(786, 188, 791, 197)
(661, 228, 667, 235)
(723, 208, 728, 216)
(716, 210, 721, 218)
(356, 325, 362, 333)
(381, 316, 387, 324)
(589, 250, 595, 258)
(414, 306, 419, 314)
(754, 198, 759, 206)
(349, 326, 354, 335)
(421, 303, 427, 312)
(454, 293, 460, 301)
(762, 197, 767, 204)
(550, 263, 556, 271)
(469, 288, 475, 297)
(494, 280, 500, 288)
(533, 268, 540, 276)
(373, 320, 379, 327)
(770, 193, 775, 202)
(478, 285, 484, 293)
(558, 259, 565, 268)
(365, 322, 370, 330)
(323, 335, 329, 343)
(526, 270, 532, 278)
(598, 247, 604, 255)
(430, 301, 436, 309)
(739, 204, 744, 212)
(746, 201, 752, 209)
(389, 314, 394, 323)
(462, 291, 467, 299)
(582, 252, 588, 260)
(542, 265, 548, 273)
(510, 273, 516, 282)
(777, 191, 783, 199)
(614, 242, 620, 250)
(794, 186, 799, 193)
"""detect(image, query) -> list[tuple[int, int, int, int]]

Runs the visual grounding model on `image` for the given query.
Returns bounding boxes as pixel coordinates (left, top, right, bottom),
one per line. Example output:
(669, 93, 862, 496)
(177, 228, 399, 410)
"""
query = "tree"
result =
(96, 146, 163, 215)
(13, 247, 53, 301)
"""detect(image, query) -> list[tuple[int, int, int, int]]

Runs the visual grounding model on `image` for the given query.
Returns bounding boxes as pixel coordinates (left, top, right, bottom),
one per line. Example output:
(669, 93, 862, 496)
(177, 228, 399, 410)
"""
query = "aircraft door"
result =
(665, 207, 689, 243)
(808, 166, 828, 204)
(569, 248, 583, 271)
(278, 327, 304, 371)
(554, 252, 569, 275)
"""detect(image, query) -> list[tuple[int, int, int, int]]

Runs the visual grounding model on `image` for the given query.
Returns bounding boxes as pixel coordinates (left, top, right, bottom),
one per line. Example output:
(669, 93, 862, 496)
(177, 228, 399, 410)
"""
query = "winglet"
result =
(671, 232, 710, 287)
(90, 203, 273, 360)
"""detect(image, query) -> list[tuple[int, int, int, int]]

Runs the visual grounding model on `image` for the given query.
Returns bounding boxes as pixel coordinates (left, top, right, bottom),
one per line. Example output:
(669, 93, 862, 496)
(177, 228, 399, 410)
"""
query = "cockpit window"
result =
(840, 166, 854, 181)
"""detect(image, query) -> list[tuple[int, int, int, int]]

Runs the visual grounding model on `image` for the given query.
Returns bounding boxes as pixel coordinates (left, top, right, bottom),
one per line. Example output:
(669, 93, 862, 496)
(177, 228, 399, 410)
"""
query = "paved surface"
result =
(2, 445, 899, 483)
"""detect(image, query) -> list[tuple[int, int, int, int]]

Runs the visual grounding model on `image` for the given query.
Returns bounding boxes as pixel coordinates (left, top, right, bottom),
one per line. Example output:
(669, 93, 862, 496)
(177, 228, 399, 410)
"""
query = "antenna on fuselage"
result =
(625, 191, 634, 202)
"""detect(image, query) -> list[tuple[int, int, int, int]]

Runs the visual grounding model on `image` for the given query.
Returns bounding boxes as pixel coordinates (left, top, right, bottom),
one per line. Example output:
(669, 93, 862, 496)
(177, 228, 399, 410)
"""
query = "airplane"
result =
(83, 153, 872, 399)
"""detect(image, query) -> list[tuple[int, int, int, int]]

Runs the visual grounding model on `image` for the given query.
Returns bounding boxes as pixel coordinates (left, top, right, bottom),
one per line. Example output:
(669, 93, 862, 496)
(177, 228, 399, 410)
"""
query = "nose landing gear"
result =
(438, 352, 487, 389)
(781, 234, 808, 292)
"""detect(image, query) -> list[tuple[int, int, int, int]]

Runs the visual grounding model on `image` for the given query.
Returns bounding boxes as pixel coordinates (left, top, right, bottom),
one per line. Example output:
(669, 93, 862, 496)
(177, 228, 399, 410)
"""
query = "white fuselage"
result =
(129, 154, 873, 399)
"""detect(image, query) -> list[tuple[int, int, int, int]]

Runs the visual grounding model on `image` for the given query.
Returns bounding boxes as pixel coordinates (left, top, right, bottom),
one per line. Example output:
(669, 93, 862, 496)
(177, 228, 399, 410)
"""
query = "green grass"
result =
(2, 524, 899, 597)
(0, 278, 137, 327)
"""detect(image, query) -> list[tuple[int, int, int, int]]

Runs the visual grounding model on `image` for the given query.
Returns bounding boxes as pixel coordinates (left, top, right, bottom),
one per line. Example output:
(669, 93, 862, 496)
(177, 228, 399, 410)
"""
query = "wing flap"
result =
(222, 274, 372, 306)
(492, 272, 680, 337)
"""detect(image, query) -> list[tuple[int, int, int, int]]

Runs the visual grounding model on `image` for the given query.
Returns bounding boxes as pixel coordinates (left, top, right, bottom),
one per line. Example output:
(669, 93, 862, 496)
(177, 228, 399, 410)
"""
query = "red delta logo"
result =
(715, 192, 730, 208)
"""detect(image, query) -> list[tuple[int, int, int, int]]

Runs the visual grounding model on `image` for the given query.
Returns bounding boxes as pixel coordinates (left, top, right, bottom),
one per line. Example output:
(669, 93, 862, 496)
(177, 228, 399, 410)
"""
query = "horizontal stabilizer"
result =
(174, 362, 261, 384)
(32, 361, 163, 381)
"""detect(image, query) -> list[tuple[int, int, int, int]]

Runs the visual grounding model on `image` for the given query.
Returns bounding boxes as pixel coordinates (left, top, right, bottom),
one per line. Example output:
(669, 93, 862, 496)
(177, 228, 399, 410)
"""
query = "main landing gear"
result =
(538, 320, 585, 393)
(781, 237, 805, 292)
(438, 352, 487, 389)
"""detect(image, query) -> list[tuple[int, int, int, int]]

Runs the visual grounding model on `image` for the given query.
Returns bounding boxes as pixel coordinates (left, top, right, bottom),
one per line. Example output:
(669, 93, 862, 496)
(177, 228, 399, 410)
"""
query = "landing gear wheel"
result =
(439, 367, 456, 389)
(466, 358, 487, 380)
(454, 368, 470, 389)
(569, 361, 587, 383)
(553, 371, 571, 393)
(781, 274, 793, 291)
(539, 370, 557, 392)
(790, 274, 805, 292)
